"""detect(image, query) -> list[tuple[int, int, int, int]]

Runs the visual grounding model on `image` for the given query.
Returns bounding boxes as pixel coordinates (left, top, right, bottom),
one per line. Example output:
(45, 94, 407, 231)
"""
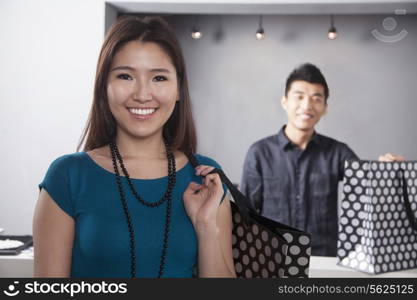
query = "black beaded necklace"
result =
(109, 141, 176, 278)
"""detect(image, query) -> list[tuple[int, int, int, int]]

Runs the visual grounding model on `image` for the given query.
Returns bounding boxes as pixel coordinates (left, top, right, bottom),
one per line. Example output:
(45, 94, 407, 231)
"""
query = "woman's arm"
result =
(183, 166, 236, 278)
(33, 189, 74, 277)
(196, 192, 236, 277)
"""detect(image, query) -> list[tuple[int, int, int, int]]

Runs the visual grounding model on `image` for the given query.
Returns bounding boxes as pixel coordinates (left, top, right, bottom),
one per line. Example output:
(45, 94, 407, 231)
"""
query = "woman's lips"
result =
(128, 107, 158, 120)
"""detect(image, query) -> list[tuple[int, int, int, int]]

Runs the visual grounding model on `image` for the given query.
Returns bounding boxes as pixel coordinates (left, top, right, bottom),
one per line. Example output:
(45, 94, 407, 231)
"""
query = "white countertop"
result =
(1, 250, 416, 278)
(308, 256, 417, 278)
(0, 248, 34, 277)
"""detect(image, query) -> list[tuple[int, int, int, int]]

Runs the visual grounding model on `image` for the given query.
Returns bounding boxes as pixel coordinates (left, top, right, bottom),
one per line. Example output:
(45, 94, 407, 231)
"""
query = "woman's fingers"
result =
(191, 166, 223, 199)
(203, 173, 223, 194)
(203, 173, 220, 185)
(184, 181, 202, 195)
(195, 165, 215, 176)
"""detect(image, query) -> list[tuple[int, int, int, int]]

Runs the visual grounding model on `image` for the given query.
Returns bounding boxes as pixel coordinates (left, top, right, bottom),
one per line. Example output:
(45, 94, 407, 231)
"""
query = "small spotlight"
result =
(328, 27, 337, 39)
(255, 15, 265, 40)
(191, 26, 202, 39)
(328, 15, 338, 40)
(256, 28, 265, 40)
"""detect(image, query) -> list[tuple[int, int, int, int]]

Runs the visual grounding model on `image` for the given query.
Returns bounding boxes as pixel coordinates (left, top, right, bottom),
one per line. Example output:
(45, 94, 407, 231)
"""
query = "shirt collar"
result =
(277, 125, 321, 151)
(277, 126, 292, 150)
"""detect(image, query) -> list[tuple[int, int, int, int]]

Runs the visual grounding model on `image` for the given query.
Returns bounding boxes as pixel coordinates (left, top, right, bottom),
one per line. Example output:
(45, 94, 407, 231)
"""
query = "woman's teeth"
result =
(129, 108, 156, 115)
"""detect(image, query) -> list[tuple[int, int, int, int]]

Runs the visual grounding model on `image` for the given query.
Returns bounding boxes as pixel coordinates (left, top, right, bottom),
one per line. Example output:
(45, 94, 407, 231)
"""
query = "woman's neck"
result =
(115, 131, 166, 160)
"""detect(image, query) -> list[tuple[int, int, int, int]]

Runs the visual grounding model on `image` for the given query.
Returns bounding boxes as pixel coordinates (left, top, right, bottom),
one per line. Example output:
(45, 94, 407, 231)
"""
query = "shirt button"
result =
(296, 195, 300, 199)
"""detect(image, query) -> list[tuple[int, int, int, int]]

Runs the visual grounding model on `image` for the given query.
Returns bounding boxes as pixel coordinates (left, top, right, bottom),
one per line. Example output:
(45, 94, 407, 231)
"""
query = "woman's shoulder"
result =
(50, 152, 86, 165)
(193, 153, 222, 169)
(46, 152, 87, 175)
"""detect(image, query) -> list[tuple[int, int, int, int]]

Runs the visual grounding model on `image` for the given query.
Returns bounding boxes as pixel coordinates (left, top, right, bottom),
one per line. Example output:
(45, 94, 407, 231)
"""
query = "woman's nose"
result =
(132, 81, 152, 102)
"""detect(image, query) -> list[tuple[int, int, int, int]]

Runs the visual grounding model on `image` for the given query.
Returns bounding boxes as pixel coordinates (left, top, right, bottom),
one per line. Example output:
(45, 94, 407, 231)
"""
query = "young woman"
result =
(33, 16, 236, 278)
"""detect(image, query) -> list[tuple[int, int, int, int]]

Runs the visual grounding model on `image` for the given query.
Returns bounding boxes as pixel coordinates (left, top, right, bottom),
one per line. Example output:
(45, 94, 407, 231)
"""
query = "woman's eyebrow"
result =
(110, 66, 172, 73)
(111, 65, 135, 72)
(150, 68, 171, 73)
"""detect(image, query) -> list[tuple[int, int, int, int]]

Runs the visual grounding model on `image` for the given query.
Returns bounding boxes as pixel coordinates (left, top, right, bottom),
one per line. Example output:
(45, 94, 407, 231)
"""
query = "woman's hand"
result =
(184, 165, 236, 278)
(183, 165, 224, 232)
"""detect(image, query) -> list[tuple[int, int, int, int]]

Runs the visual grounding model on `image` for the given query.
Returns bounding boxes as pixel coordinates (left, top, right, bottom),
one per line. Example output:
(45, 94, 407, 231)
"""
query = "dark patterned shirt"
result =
(241, 126, 358, 256)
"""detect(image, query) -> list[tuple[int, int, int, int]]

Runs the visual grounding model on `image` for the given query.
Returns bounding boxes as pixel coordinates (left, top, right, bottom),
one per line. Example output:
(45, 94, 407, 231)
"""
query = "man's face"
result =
(281, 80, 327, 132)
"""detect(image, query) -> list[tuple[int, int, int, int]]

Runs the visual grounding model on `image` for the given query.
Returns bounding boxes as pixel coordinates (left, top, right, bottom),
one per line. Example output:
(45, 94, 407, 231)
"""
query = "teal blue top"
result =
(39, 152, 225, 278)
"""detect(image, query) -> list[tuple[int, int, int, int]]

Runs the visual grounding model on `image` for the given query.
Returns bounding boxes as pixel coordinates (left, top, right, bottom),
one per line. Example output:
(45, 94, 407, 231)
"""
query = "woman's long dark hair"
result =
(77, 16, 197, 155)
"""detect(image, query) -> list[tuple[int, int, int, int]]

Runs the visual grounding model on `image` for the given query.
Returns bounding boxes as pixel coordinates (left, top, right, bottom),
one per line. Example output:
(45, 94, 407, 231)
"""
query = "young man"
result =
(240, 63, 403, 256)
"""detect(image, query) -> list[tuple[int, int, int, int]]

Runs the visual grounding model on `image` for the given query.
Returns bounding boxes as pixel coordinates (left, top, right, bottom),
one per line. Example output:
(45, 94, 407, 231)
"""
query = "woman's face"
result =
(107, 41, 179, 141)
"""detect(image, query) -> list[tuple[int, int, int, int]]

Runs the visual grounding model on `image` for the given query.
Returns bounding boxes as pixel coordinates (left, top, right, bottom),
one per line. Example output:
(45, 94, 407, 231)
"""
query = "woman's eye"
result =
(153, 75, 167, 82)
(117, 74, 132, 80)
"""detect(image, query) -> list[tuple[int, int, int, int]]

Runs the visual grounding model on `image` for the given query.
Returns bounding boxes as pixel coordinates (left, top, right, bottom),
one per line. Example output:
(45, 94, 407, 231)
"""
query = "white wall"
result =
(0, 0, 105, 234)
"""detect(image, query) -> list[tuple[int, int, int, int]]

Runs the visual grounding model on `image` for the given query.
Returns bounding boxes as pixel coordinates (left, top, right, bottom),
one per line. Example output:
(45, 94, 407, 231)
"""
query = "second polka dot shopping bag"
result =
(337, 160, 417, 274)
(188, 155, 312, 278)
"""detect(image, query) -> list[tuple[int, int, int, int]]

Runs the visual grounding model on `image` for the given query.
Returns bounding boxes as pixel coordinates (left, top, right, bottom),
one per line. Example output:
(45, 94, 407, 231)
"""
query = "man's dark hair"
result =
(285, 63, 329, 101)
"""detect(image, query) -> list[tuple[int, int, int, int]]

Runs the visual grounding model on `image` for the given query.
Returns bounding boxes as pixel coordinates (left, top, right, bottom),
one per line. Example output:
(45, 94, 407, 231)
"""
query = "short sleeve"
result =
(194, 154, 229, 202)
(39, 156, 75, 218)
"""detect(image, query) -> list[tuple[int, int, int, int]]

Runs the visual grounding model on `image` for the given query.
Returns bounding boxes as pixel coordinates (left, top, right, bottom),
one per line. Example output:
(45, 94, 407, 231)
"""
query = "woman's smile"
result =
(128, 107, 158, 120)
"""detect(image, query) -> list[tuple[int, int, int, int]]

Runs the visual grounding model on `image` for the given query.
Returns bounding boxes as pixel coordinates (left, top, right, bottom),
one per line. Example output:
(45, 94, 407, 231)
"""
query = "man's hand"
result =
(378, 152, 406, 162)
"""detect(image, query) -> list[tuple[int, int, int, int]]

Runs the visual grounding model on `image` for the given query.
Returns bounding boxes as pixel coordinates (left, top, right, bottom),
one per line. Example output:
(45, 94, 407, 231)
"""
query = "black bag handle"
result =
(187, 154, 253, 226)
(399, 169, 417, 232)
(364, 161, 417, 232)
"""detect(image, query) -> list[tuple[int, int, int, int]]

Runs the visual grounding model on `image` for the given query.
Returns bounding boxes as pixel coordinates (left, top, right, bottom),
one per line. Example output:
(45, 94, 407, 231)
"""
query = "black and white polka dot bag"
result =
(230, 201, 312, 278)
(337, 160, 417, 274)
(188, 155, 312, 278)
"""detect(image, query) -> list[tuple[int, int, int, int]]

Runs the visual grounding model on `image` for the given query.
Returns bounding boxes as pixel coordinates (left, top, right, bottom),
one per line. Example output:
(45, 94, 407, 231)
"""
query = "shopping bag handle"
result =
(365, 161, 417, 232)
(399, 169, 417, 232)
(187, 154, 253, 226)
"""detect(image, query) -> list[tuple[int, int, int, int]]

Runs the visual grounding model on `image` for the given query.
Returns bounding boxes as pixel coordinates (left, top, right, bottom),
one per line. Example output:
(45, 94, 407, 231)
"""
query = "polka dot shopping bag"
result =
(188, 155, 312, 278)
(337, 160, 417, 274)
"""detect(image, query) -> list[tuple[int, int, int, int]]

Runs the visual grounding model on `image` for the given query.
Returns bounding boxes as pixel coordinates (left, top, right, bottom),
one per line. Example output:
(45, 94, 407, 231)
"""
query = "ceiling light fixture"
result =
(328, 15, 338, 40)
(256, 15, 265, 40)
(191, 16, 202, 39)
